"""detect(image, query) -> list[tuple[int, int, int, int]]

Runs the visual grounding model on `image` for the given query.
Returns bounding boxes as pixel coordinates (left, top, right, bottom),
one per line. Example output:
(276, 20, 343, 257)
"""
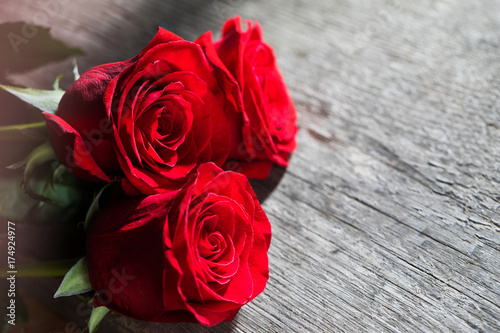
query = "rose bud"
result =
(43, 28, 237, 195)
(197, 16, 298, 179)
(86, 163, 271, 326)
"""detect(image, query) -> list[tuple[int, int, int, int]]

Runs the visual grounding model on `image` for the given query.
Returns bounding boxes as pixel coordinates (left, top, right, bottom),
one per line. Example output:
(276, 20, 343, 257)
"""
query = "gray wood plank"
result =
(1, 0, 499, 332)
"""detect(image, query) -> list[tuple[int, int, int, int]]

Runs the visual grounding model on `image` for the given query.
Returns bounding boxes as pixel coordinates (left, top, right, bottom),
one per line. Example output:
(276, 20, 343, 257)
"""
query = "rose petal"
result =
(43, 112, 111, 182)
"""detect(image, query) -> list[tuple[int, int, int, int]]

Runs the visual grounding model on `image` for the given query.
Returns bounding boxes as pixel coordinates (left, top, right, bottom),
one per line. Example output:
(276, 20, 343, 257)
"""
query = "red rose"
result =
(86, 163, 271, 326)
(43, 61, 131, 182)
(44, 28, 235, 195)
(197, 16, 298, 179)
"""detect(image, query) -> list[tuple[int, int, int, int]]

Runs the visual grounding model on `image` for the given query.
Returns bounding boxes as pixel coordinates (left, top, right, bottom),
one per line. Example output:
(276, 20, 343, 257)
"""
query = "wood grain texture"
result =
(1, 0, 499, 332)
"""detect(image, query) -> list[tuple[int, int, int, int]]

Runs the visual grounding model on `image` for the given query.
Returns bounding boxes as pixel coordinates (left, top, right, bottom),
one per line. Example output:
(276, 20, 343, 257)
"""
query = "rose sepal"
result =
(54, 257, 92, 298)
(0, 84, 64, 114)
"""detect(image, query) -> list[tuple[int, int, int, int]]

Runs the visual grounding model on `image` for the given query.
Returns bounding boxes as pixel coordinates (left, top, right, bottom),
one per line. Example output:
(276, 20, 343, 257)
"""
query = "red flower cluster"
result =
(44, 17, 297, 326)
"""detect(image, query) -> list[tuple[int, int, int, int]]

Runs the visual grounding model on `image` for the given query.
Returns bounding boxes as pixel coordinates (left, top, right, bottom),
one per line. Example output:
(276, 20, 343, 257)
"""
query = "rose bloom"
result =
(197, 16, 298, 179)
(86, 163, 271, 326)
(43, 28, 236, 195)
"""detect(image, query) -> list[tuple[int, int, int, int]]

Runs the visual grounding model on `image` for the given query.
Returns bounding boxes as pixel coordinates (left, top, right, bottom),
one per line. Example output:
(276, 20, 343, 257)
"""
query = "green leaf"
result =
(0, 84, 64, 114)
(84, 184, 114, 233)
(0, 121, 47, 143)
(54, 257, 92, 298)
(0, 122, 46, 169)
(88, 306, 110, 333)
(53, 72, 64, 91)
(6, 160, 25, 170)
(73, 59, 80, 81)
(52, 163, 67, 185)
(23, 141, 59, 204)
(0, 161, 97, 225)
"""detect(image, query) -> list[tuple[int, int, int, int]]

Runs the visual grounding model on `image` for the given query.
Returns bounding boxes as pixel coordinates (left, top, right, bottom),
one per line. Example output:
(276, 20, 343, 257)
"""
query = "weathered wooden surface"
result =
(1, 0, 499, 332)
